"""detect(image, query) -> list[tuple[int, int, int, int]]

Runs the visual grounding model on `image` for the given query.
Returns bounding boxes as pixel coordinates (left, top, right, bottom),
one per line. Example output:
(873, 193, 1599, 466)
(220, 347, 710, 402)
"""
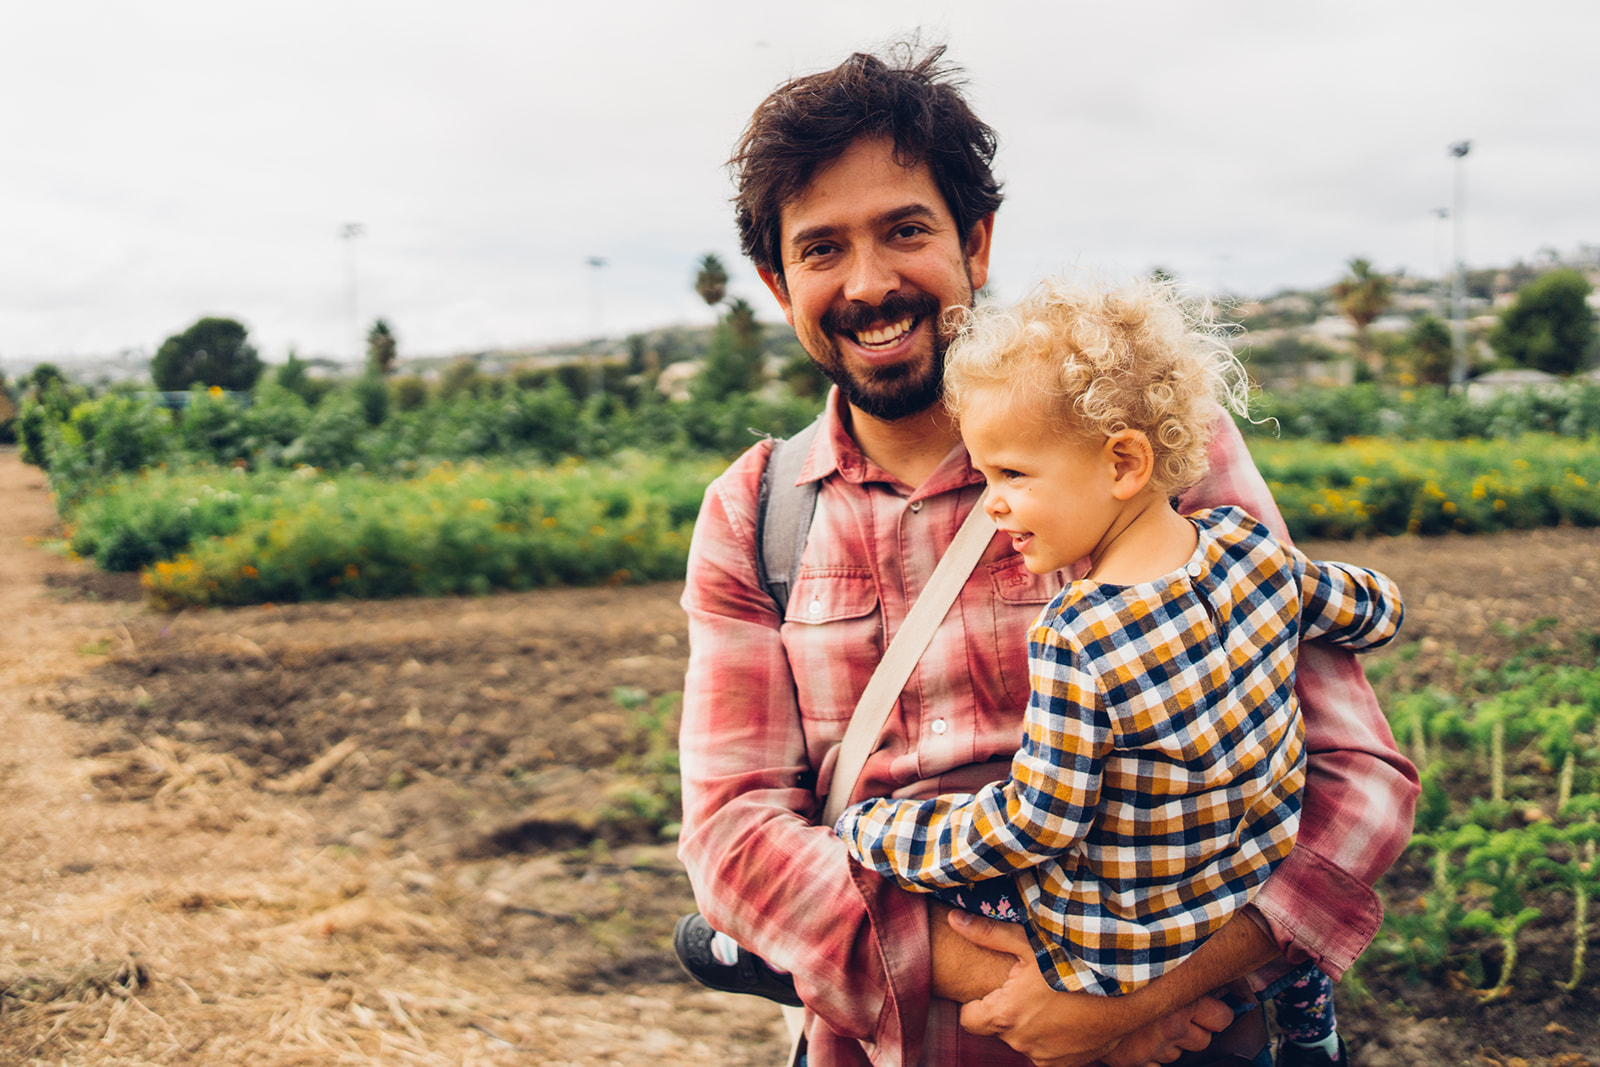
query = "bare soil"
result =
(3, 444, 1598, 1066)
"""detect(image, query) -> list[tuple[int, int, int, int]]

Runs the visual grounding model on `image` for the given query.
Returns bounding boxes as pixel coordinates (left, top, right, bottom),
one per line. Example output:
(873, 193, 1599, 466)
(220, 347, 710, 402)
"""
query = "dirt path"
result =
(0, 447, 786, 1066)
(4, 444, 1600, 1066)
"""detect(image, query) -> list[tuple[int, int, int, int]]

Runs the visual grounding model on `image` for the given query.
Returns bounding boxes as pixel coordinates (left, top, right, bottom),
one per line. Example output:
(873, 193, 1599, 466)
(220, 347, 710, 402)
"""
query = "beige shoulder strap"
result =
(784, 490, 993, 1059)
(821, 489, 993, 824)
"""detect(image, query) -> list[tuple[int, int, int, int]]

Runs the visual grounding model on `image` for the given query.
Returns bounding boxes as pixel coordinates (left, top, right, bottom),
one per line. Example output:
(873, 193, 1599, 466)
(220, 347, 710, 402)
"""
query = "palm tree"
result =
(695, 253, 728, 311)
(1333, 258, 1393, 376)
(366, 318, 398, 377)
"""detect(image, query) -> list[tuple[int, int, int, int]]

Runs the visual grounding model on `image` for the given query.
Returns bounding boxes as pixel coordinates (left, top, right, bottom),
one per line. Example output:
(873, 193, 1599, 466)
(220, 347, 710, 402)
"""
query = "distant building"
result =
(1465, 368, 1561, 404)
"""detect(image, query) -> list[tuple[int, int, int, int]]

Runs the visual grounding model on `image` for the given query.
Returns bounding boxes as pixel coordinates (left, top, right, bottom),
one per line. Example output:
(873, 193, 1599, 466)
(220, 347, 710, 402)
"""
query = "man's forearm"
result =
(928, 901, 1016, 1001)
(1112, 908, 1279, 1024)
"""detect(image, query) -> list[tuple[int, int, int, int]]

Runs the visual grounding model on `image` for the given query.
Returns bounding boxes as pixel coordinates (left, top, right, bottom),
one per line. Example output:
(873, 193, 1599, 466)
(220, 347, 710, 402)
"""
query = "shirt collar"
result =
(805, 387, 985, 497)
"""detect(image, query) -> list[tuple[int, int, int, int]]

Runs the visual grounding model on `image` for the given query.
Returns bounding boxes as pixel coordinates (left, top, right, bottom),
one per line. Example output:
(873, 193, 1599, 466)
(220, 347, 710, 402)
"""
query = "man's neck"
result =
(844, 403, 964, 490)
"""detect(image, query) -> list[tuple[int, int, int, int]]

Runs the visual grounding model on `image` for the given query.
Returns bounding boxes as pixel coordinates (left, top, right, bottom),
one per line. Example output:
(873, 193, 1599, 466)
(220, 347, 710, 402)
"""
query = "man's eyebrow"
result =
(785, 204, 942, 254)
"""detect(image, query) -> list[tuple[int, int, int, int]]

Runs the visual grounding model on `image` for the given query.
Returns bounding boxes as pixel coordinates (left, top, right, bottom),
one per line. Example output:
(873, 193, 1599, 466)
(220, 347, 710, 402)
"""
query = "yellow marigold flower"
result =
(208, 385, 223, 397)
(1494, 499, 1507, 511)
(1442, 501, 1457, 514)
(541, 517, 559, 528)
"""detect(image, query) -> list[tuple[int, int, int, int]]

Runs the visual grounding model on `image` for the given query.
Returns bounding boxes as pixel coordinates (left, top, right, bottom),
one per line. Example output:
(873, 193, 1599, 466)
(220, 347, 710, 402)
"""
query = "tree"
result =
(694, 297, 766, 402)
(1407, 315, 1454, 385)
(23, 363, 65, 394)
(150, 317, 263, 392)
(1489, 269, 1596, 377)
(366, 318, 398, 377)
(695, 253, 729, 311)
(1332, 258, 1393, 376)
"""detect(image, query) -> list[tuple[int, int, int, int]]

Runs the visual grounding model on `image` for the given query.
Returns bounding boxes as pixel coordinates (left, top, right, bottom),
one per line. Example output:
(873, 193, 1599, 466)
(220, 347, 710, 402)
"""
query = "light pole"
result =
(342, 222, 366, 365)
(1431, 208, 1451, 318)
(586, 256, 608, 397)
(1447, 141, 1470, 389)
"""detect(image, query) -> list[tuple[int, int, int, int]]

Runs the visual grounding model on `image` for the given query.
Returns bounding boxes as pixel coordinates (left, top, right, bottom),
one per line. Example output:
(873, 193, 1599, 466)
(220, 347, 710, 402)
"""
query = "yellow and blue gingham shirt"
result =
(836, 506, 1404, 996)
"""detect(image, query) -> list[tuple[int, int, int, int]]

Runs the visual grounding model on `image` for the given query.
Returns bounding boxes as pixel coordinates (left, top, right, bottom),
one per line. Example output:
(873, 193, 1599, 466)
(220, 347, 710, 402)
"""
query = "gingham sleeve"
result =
(1297, 556, 1405, 652)
(836, 620, 1109, 890)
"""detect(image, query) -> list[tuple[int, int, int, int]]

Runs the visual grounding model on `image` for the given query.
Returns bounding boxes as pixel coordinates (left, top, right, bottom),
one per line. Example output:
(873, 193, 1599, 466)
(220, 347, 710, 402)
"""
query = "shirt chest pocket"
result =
(782, 568, 880, 722)
(989, 556, 1062, 706)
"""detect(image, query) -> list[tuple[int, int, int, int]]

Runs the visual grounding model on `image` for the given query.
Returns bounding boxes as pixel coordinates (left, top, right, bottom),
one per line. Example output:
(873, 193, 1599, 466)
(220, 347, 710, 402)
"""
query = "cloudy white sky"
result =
(4, 0, 1597, 366)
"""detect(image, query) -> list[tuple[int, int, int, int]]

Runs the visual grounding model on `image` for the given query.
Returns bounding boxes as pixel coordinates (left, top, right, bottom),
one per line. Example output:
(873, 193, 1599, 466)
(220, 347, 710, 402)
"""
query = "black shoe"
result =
(1277, 1035, 1347, 1067)
(672, 913, 802, 1007)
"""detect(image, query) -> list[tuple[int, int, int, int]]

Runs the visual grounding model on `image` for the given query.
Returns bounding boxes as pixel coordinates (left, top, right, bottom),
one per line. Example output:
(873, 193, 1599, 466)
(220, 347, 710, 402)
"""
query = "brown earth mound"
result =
(4, 445, 1600, 1065)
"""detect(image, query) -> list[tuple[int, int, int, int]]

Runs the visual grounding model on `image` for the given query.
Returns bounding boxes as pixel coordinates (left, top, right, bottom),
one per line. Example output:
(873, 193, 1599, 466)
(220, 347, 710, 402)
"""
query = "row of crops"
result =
(1367, 634, 1600, 1000)
(39, 431, 1592, 609)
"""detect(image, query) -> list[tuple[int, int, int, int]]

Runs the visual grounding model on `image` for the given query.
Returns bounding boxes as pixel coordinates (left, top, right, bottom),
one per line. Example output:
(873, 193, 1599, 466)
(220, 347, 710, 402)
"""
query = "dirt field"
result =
(3, 444, 1599, 1066)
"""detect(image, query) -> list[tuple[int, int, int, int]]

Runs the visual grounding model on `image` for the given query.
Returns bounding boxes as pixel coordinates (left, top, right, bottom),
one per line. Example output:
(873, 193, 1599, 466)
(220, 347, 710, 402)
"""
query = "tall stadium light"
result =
(342, 223, 366, 365)
(586, 256, 608, 397)
(1448, 141, 1471, 389)
(1432, 208, 1451, 318)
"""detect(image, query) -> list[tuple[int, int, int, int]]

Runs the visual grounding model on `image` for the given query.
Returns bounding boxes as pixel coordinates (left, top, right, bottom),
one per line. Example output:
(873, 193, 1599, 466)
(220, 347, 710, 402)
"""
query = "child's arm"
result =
(836, 627, 1109, 891)
(1297, 555, 1405, 652)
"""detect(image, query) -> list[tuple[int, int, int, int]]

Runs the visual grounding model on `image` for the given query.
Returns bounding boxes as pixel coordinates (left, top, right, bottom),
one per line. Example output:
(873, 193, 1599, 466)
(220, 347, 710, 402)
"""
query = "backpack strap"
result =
(754, 416, 823, 617)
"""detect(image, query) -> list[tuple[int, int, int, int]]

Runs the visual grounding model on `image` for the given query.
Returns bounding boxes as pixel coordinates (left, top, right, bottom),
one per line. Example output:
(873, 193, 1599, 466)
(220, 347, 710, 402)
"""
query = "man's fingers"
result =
(945, 909, 1032, 957)
(956, 990, 1005, 1038)
(1188, 995, 1234, 1034)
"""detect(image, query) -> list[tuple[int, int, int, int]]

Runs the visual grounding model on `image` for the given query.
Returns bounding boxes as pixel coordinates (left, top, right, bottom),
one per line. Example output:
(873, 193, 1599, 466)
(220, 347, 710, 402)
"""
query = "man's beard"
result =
(813, 290, 952, 422)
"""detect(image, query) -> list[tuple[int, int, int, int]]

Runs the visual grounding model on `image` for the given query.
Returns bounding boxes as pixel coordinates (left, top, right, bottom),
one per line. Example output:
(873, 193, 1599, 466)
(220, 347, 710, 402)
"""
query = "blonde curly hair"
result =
(943, 275, 1251, 495)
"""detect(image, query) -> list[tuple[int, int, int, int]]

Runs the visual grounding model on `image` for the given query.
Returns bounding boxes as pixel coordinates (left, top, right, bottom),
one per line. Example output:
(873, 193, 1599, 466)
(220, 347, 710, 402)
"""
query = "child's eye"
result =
(1001, 469, 1024, 481)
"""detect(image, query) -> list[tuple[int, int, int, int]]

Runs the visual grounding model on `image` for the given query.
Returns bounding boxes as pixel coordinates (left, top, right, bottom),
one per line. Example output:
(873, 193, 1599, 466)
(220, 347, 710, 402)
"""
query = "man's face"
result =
(758, 137, 993, 422)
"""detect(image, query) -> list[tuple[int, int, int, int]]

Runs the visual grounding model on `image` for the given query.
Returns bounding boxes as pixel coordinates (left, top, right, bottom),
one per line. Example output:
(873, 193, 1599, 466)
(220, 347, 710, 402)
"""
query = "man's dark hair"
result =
(731, 43, 1003, 288)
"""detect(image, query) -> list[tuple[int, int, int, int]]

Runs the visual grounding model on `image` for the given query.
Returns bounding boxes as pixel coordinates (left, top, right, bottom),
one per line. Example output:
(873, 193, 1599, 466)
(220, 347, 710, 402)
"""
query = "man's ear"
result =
(964, 213, 996, 293)
(757, 267, 796, 328)
(1103, 429, 1154, 501)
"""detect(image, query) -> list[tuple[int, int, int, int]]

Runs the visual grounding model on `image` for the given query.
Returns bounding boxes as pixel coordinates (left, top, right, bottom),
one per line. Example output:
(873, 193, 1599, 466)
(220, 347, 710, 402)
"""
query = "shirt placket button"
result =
(929, 718, 947, 735)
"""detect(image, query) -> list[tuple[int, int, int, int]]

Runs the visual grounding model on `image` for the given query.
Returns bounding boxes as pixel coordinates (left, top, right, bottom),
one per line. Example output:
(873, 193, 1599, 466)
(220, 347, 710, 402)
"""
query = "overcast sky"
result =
(4, 0, 1597, 366)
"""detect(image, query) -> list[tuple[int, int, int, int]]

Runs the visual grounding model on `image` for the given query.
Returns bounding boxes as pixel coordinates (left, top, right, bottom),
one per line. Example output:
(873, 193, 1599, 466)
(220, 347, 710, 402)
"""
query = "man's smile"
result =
(852, 315, 917, 350)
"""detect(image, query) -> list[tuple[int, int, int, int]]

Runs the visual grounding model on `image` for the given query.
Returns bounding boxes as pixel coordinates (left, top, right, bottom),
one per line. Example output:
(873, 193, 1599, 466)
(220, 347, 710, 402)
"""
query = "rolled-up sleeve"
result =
(676, 446, 931, 1065)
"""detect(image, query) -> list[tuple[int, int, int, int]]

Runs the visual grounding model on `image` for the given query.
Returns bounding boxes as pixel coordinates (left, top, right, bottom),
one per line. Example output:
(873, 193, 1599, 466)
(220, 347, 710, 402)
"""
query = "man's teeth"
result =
(855, 317, 915, 347)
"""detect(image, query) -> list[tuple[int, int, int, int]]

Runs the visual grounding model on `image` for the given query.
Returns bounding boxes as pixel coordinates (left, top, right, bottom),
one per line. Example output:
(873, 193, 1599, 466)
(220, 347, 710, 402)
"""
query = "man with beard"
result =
(675, 44, 1415, 1067)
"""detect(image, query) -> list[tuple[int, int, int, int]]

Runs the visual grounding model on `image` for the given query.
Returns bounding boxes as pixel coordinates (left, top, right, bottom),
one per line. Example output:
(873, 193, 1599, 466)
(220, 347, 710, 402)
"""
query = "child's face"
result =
(961, 390, 1123, 575)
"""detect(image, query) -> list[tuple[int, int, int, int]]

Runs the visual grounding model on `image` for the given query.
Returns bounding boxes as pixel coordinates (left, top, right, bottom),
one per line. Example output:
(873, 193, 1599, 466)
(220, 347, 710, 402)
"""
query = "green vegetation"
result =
(1250, 436, 1600, 540)
(114, 455, 718, 608)
(150, 317, 264, 392)
(1244, 381, 1600, 442)
(1490, 269, 1597, 377)
(1368, 635, 1600, 999)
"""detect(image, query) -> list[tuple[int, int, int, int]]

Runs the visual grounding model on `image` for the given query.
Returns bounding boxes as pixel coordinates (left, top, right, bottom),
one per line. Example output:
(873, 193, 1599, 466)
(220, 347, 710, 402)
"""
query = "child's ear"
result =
(1103, 430, 1154, 501)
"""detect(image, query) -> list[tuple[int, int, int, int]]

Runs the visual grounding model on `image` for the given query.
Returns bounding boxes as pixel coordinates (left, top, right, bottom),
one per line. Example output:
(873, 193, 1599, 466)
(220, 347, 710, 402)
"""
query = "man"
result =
(677, 44, 1416, 1067)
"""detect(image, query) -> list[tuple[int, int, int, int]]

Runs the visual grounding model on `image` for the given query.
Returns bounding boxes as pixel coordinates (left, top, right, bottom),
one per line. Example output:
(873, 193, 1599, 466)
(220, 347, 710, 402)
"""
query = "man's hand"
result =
(946, 910, 1232, 1067)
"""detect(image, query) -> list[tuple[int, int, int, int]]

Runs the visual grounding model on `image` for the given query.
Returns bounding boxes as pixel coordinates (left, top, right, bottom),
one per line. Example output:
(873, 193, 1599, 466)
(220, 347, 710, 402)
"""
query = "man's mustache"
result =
(821, 292, 942, 338)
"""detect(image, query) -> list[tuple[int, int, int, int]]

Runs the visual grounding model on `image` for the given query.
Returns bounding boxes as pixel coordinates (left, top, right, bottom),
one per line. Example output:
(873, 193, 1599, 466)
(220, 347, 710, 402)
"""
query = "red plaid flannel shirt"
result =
(678, 390, 1418, 1067)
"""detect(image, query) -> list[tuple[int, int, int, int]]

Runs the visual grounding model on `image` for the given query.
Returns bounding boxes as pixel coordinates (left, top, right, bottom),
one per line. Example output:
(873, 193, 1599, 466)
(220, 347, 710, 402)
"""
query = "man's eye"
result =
(801, 242, 838, 260)
(891, 224, 927, 240)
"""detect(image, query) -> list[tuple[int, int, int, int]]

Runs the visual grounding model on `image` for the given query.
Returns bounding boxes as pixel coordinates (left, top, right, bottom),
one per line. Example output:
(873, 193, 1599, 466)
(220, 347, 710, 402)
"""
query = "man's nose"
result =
(841, 246, 898, 306)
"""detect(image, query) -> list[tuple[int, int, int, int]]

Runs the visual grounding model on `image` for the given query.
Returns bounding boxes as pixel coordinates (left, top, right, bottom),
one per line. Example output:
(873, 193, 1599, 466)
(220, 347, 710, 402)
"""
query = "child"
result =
(679, 276, 1401, 1067)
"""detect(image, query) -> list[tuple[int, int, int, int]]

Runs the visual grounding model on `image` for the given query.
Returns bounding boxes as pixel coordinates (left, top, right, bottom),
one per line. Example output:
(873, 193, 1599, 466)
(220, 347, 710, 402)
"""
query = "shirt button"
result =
(808, 598, 823, 619)
(1186, 560, 1204, 578)
(929, 718, 948, 735)
(909, 501, 923, 513)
